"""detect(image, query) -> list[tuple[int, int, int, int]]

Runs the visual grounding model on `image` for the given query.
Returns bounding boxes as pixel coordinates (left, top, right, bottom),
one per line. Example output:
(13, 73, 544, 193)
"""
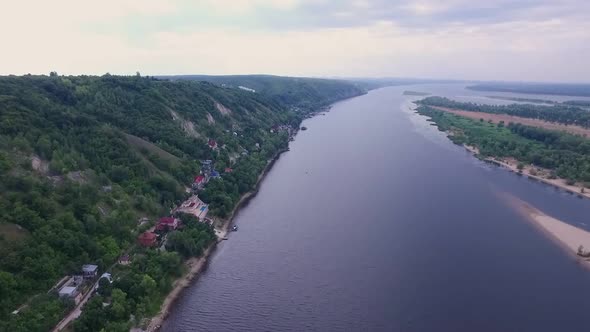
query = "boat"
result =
(301, 126, 307, 131)
(231, 225, 238, 232)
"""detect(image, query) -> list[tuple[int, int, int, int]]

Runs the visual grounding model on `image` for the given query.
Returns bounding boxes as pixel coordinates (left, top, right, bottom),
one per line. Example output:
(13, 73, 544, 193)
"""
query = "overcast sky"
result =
(1, 0, 588, 82)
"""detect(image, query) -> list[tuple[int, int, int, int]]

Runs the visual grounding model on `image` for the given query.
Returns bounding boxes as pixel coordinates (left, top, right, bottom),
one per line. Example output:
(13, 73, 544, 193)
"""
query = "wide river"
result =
(163, 85, 590, 331)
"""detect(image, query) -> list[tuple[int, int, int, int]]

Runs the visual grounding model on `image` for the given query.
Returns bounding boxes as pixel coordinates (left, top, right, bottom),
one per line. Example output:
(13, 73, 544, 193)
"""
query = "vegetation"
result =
(418, 105, 590, 183)
(0, 73, 351, 331)
(564, 100, 590, 107)
(74, 218, 215, 332)
(403, 91, 430, 96)
(161, 74, 367, 113)
(418, 96, 590, 127)
(486, 96, 556, 104)
(467, 82, 590, 97)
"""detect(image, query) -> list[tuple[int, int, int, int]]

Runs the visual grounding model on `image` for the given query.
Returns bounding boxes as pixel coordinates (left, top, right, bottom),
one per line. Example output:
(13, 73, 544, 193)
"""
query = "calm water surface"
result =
(162, 85, 590, 331)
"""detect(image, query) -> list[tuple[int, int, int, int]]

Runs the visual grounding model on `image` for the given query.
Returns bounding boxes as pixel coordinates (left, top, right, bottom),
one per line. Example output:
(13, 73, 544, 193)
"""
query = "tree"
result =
(74, 296, 107, 332)
(109, 288, 129, 320)
(98, 276, 113, 297)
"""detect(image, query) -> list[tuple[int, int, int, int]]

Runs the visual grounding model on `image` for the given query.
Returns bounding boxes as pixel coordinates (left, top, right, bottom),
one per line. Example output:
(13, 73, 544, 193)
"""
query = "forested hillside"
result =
(160, 74, 366, 112)
(0, 74, 308, 331)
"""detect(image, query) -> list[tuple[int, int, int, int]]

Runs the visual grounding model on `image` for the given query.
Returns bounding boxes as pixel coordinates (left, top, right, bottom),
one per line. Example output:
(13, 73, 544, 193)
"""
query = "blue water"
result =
(162, 85, 590, 331)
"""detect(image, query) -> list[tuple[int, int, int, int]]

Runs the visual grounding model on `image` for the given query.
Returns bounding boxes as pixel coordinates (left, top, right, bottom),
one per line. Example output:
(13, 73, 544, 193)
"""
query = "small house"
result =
(156, 217, 179, 231)
(138, 217, 150, 226)
(224, 167, 233, 173)
(138, 231, 157, 247)
(194, 175, 206, 186)
(210, 170, 221, 179)
(201, 160, 213, 177)
(174, 195, 209, 220)
(208, 139, 218, 149)
(118, 254, 131, 265)
(82, 264, 98, 279)
(58, 286, 79, 301)
(99, 273, 113, 284)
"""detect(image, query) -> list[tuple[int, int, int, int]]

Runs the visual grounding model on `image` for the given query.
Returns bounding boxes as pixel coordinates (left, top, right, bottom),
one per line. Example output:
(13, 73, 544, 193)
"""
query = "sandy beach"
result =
(505, 194, 590, 262)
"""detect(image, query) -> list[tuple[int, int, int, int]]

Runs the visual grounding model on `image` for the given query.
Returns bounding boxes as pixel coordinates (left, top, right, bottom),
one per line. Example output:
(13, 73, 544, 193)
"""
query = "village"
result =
(46, 124, 297, 331)
(47, 158, 224, 330)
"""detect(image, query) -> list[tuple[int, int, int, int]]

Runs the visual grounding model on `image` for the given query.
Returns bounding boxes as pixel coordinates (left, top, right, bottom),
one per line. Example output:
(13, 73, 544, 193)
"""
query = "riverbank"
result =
(218, 145, 291, 234)
(505, 194, 590, 265)
(143, 143, 292, 331)
(462, 144, 590, 200)
(144, 245, 215, 332)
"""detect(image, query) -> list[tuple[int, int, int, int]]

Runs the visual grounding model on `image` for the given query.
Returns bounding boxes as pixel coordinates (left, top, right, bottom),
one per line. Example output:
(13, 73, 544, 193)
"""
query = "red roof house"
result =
(138, 232, 157, 247)
(156, 217, 178, 231)
(194, 175, 205, 184)
(208, 139, 218, 149)
(224, 167, 233, 173)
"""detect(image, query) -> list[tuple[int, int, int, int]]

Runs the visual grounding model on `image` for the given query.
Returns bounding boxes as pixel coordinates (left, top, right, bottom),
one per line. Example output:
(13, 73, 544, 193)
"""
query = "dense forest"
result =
(160, 74, 367, 112)
(467, 82, 590, 97)
(417, 105, 590, 184)
(418, 96, 590, 127)
(0, 73, 361, 331)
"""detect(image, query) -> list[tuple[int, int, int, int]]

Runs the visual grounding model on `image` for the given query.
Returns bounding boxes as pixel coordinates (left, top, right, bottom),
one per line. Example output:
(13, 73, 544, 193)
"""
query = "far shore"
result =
(431, 105, 590, 137)
(504, 194, 590, 265)
(463, 144, 590, 200)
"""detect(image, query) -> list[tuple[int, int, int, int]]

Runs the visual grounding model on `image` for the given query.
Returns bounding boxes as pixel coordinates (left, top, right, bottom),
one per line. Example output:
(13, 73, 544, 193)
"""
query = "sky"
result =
(1, 0, 589, 82)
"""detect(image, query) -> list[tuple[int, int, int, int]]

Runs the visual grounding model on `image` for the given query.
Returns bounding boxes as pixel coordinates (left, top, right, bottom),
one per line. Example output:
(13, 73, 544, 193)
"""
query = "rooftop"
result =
(139, 231, 157, 240)
(82, 264, 98, 273)
(159, 217, 176, 225)
(59, 286, 78, 296)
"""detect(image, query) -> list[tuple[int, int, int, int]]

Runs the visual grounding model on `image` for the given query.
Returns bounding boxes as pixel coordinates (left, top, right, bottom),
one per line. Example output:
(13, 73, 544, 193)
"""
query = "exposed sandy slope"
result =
(431, 106, 590, 137)
(215, 102, 232, 115)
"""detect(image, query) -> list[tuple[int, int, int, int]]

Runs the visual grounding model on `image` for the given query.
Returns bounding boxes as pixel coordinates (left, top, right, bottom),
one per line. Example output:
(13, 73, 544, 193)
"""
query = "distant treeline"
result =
(468, 82, 590, 97)
(487, 96, 590, 107)
(418, 96, 590, 127)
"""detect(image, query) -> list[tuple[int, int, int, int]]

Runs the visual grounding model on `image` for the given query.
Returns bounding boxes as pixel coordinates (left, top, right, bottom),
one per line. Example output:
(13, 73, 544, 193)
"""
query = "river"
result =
(162, 85, 590, 331)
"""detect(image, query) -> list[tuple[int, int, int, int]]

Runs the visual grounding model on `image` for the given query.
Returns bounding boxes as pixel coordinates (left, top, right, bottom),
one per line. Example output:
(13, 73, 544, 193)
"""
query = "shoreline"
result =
(143, 143, 293, 331)
(218, 145, 292, 234)
(503, 193, 590, 267)
(415, 103, 590, 200)
(144, 245, 215, 332)
(463, 144, 590, 200)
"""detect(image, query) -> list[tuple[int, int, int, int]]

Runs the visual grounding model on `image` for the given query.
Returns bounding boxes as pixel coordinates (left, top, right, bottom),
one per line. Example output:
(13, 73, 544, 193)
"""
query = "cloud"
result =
(0, 0, 588, 82)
